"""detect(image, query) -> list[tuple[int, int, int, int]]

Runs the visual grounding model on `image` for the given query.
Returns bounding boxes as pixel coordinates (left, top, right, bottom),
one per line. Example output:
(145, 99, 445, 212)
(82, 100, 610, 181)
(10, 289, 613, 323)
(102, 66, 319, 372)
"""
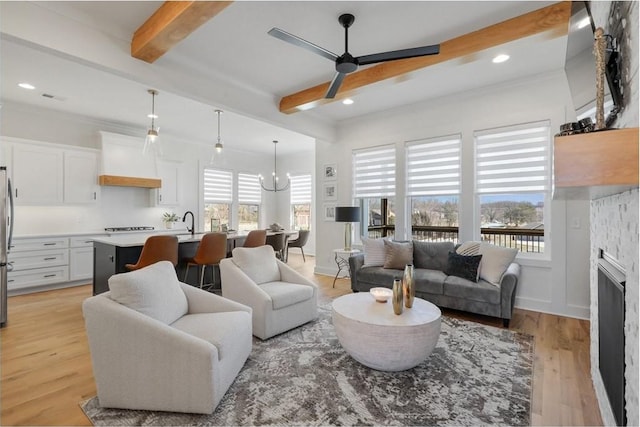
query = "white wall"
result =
(313, 70, 592, 319)
(1, 103, 316, 242)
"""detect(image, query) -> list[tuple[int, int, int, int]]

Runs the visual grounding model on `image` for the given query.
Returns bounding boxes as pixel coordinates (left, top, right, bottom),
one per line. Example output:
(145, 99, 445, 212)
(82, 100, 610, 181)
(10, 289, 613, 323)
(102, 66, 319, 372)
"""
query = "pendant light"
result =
(259, 140, 290, 192)
(210, 109, 225, 164)
(143, 89, 160, 156)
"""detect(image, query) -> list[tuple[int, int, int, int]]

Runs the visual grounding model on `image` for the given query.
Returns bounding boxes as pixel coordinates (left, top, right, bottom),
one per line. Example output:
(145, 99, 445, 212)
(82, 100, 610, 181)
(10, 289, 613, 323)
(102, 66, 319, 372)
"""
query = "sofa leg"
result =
(503, 318, 510, 328)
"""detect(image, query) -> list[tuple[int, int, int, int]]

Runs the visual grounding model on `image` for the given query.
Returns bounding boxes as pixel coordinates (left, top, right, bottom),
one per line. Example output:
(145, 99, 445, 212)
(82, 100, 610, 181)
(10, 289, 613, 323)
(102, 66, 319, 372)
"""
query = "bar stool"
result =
(125, 235, 178, 271)
(243, 230, 267, 248)
(183, 232, 227, 290)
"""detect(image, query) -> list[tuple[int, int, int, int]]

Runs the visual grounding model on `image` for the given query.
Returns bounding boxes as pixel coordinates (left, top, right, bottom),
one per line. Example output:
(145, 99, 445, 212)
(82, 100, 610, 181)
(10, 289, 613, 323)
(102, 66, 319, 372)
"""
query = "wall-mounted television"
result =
(564, 1, 623, 128)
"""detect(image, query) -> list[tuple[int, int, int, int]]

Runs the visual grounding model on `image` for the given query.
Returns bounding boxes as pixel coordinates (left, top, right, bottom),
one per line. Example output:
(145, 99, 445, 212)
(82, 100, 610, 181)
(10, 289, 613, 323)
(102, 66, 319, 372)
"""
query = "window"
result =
(406, 134, 461, 242)
(290, 174, 312, 230)
(353, 145, 396, 238)
(237, 173, 261, 231)
(474, 121, 550, 253)
(203, 168, 232, 232)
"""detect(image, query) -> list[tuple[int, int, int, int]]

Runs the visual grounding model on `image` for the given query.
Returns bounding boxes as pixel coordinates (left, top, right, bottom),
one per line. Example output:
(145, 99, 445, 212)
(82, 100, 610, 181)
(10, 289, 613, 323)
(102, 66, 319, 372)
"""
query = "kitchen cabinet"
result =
(8, 237, 69, 291)
(12, 144, 63, 205)
(154, 160, 181, 206)
(64, 151, 99, 203)
(69, 236, 99, 281)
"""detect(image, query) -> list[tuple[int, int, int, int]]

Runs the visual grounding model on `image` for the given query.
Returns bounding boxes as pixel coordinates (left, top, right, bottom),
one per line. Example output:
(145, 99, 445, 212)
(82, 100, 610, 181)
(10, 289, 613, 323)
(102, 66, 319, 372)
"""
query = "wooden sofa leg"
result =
(503, 318, 510, 328)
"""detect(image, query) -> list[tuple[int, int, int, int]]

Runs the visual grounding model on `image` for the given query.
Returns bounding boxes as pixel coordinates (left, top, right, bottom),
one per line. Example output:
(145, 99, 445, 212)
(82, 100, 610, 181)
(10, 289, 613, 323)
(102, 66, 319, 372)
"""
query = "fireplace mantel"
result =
(553, 127, 639, 199)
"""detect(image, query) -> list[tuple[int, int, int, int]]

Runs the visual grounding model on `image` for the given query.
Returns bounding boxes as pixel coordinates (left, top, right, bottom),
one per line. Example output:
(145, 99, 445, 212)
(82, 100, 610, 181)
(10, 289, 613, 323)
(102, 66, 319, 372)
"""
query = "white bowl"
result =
(370, 287, 393, 303)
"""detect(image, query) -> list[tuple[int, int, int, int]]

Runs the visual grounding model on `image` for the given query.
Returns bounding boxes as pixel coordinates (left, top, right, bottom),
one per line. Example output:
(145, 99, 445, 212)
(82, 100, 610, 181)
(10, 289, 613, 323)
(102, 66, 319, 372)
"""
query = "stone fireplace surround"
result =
(590, 189, 638, 426)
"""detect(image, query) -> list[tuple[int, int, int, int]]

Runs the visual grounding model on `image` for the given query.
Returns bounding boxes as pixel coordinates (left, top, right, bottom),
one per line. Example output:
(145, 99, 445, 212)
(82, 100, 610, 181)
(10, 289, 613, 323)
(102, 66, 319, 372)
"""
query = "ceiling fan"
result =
(268, 13, 440, 99)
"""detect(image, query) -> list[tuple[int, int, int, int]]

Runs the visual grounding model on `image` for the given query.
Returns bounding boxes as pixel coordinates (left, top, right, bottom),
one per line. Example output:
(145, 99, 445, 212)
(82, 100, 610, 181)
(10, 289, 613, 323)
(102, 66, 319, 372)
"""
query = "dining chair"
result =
(242, 229, 267, 248)
(183, 232, 227, 291)
(265, 232, 286, 261)
(125, 235, 178, 271)
(287, 230, 310, 262)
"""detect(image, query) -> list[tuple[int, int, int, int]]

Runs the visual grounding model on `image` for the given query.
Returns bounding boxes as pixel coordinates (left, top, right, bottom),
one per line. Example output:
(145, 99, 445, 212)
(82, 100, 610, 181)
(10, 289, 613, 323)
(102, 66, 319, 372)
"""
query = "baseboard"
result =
(7, 280, 90, 297)
(515, 296, 590, 320)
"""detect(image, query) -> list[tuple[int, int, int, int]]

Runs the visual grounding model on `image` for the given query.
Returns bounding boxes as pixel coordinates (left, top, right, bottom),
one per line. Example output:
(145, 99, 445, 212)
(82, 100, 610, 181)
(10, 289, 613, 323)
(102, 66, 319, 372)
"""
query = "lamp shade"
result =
(335, 206, 361, 223)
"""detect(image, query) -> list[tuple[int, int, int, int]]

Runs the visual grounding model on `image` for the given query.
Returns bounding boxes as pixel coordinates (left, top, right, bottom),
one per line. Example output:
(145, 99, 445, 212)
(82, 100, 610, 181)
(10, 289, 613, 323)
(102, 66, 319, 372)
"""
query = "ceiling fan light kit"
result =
(269, 13, 440, 99)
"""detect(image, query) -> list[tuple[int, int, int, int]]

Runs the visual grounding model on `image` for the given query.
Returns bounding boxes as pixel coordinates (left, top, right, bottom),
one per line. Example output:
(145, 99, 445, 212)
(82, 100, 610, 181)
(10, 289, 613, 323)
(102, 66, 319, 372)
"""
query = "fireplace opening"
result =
(598, 250, 626, 426)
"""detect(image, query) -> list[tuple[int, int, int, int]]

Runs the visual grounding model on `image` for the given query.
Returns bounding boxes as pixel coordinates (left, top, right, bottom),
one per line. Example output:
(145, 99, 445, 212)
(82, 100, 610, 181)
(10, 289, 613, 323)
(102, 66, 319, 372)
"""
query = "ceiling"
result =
(0, 1, 567, 155)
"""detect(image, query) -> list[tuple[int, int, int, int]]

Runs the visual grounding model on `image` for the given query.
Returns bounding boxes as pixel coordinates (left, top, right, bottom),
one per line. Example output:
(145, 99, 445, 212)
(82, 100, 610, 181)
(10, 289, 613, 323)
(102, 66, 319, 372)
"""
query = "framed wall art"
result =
(323, 203, 336, 221)
(323, 164, 337, 181)
(323, 183, 337, 201)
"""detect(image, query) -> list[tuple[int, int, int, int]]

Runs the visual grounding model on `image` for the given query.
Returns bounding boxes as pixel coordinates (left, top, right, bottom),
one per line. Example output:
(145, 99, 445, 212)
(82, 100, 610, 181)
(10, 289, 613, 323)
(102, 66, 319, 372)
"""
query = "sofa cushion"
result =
(383, 240, 413, 269)
(444, 251, 483, 282)
(412, 268, 447, 295)
(443, 275, 501, 305)
(231, 246, 280, 285)
(357, 266, 403, 287)
(259, 281, 314, 310)
(361, 237, 388, 267)
(413, 241, 455, 270)
(479, 243, 518, 286)
(171, 311, 251, 361)
(108, 261, 188, 325)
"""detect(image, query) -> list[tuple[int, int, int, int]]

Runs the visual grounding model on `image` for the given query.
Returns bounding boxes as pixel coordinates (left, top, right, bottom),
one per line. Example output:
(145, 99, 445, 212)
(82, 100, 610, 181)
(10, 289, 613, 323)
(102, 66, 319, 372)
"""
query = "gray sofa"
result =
(348, 241, 520, 327)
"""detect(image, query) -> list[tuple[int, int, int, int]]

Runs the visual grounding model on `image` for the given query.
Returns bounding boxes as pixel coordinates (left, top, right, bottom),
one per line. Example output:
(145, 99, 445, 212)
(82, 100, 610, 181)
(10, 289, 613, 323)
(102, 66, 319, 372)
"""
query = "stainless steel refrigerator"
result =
(1, 166, 14, 327)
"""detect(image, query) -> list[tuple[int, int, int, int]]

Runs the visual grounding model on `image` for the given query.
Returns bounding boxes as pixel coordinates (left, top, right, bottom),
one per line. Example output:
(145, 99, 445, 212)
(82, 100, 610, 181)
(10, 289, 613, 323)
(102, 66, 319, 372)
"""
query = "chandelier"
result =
(259, 140, 290, 192)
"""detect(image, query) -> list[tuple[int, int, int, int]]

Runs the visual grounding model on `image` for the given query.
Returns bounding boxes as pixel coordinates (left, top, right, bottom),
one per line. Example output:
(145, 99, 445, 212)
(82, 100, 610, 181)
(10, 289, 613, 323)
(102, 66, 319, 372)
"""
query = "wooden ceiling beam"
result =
(132, 1, 232, 63)
(278, 1, 571, 114)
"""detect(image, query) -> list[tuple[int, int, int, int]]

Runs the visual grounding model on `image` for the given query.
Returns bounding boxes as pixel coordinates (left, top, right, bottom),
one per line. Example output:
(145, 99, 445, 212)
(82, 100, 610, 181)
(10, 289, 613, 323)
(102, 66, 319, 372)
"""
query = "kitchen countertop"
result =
(92, 232, 252, 247)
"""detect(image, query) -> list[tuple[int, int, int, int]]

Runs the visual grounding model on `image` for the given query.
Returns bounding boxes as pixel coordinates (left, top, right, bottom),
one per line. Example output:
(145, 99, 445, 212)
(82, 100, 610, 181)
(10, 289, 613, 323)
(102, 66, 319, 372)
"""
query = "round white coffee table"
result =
(332, 293, 441, 371)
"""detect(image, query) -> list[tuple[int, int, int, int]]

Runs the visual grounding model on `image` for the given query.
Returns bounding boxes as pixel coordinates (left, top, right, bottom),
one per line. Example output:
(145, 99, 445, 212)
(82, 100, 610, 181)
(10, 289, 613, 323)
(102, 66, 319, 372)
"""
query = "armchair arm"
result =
(349, 253, 365, 290)
(499, 262, 520, 320)
(219, 258, 272, 310)
(180, 283, 252, 315)
(277, 259, 317, 289)
(82, 294, 219, 413)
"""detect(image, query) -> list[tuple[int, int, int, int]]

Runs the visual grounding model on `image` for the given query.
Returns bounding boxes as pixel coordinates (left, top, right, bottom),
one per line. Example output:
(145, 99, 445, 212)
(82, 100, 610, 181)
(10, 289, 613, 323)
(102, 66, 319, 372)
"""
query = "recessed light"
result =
(342, 98, 354, 105)
(492, 54, 510, 64)
(18, 82, 35, 90)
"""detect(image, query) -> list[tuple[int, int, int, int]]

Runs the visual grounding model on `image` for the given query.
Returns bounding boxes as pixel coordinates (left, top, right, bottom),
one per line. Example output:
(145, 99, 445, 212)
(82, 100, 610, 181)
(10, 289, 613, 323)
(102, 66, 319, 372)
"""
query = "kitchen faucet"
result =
(182, 211, 195, 235)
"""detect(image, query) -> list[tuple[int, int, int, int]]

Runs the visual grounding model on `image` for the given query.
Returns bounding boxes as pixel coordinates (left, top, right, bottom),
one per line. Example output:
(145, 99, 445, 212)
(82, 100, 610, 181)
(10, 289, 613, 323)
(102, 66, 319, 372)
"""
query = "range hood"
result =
(99, 131, 161, 188)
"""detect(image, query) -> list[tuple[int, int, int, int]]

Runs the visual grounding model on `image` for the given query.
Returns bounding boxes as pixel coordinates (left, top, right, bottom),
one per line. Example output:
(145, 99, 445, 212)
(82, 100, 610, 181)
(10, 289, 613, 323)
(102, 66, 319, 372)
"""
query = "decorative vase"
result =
(392, 279, 403, 315)
(164, 221, 174, 229)
(403, 264, 415, 308)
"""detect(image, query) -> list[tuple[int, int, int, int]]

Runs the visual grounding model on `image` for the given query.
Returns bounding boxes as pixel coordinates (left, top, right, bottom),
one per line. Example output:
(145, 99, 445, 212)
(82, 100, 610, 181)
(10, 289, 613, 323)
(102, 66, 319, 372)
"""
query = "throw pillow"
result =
(445, 251, 483, 282)
(361, 236, 387, 267)
(232, 245, 280, 285)
(413, 241, 455, 270)
(456, 241, 481, 256)
(478, 242, 518, 286)
(383, 240, 413, 269)
(108, 261, 188, 325)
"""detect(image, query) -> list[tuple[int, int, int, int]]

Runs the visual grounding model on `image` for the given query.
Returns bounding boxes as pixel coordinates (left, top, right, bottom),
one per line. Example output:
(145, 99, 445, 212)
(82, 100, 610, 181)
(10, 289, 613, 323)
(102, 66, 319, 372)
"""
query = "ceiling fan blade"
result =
(357, 44, 440, 66)
(268, 27, 338, 62)
(325, 72, 346, 98)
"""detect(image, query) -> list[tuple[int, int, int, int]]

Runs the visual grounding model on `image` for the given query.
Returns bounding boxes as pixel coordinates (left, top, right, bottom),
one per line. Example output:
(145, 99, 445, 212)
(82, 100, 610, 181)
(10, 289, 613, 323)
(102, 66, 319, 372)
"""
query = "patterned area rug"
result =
(81, 303, 533, 426)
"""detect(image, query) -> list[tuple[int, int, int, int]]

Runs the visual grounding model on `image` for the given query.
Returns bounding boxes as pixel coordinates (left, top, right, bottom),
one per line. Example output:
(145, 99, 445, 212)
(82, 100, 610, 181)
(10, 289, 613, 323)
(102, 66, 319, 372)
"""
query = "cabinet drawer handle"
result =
(85, 240, 93, 244)
(43, 243, 56, 246)
(8, 279, 14, 283)
(15, 188, 18, 198)
(93, 192, 97, 200)
(44, 257, 56, 261)
(44, 274, 56, 278)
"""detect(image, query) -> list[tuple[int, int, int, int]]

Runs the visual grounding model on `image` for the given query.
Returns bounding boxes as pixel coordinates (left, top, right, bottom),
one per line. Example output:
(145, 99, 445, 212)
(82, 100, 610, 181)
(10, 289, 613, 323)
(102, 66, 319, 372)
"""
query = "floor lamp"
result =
(335, 206, 361, 251)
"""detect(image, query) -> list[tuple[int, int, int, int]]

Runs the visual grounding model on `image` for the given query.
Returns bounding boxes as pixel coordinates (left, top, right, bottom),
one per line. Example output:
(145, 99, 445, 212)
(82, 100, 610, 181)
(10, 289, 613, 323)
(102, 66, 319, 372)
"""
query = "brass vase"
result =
(392, 279, 403, 315)
(403, 264, 415, 308)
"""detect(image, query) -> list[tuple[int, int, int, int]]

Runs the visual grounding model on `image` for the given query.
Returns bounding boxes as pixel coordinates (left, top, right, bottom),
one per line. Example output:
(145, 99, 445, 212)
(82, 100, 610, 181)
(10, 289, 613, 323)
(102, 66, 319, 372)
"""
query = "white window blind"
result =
(290, 174, 312, 204)
(406, 134, 461, 196)
(238, 173, 261, 204)
(203, 168, 233, 203)
(475, 121, 550, 194)
(352, 145, 396, 198)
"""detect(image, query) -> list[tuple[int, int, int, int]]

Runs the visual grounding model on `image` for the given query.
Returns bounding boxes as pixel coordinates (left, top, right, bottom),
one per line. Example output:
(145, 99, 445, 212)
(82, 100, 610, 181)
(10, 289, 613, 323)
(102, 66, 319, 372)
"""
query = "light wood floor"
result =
(0, 254, 603, 426)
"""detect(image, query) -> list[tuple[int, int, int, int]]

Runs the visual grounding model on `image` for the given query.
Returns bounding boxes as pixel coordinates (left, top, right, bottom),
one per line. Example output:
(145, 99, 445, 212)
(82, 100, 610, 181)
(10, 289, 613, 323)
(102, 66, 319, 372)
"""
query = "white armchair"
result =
(82, 261, 252, 414)
(220, 246, 318, 340)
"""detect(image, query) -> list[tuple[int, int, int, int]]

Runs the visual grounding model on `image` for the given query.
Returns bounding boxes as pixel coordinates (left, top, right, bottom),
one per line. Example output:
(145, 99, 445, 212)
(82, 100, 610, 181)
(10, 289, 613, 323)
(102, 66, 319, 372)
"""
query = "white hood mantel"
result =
(99, 131, 161, 188)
